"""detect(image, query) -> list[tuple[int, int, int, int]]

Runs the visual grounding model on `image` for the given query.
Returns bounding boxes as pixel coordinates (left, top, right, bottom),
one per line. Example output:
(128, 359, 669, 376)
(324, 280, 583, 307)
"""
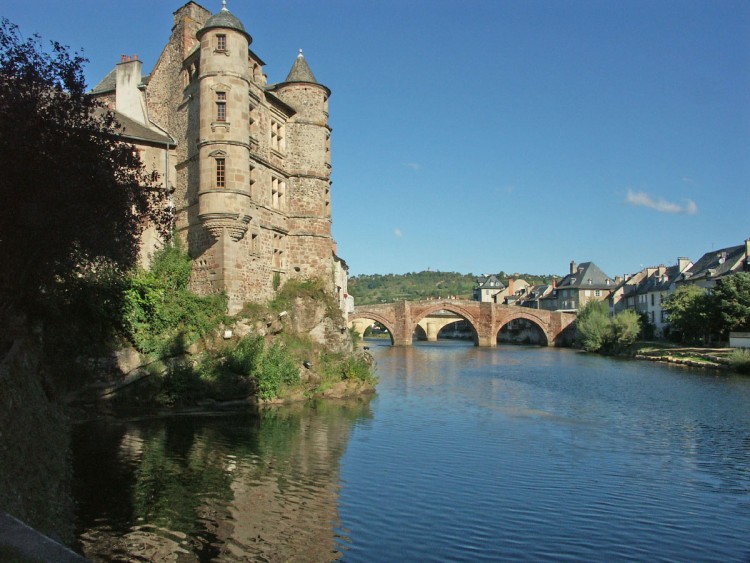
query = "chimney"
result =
(508, 278, 515, 296)
(657, 265, 667, 277)
(552, 276, 557, 288)
(570, 260, 577, 275)
(677, 257, 691, 272)
(115, 54, 146, 124)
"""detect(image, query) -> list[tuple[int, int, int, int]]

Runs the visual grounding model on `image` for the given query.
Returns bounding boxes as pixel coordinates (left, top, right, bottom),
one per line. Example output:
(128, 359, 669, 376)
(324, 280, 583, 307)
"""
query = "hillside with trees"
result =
(348, 270, 559, 305)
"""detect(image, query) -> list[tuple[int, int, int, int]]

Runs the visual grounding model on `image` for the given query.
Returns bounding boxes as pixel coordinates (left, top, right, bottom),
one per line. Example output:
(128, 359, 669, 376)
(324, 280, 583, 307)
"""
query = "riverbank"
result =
(631, 342, 737, 371)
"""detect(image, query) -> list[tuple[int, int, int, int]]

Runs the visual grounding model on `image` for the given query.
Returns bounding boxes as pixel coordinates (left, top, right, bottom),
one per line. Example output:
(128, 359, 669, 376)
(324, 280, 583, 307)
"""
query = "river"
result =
(72, 340, 750, 561)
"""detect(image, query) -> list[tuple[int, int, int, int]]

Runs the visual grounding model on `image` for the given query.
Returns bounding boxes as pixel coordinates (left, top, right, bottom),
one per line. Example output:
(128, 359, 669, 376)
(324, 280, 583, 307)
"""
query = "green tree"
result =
(609, 309, 641, 353)
(0, 19, 172, 324)
(576, 301, 611, 352)
(663, 285, 718, 344)
(713, 272, 750, 334)
(576, 301, 641, 354)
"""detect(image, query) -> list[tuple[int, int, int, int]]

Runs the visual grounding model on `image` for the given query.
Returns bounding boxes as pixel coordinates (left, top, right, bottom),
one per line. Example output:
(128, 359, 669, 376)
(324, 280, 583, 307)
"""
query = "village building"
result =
(679, 240, 750, 289)
(473, 275, 505, 302)
(91, 1, 344, 314)
(610, 258, 692, 337)
(552, 261, 614, 311)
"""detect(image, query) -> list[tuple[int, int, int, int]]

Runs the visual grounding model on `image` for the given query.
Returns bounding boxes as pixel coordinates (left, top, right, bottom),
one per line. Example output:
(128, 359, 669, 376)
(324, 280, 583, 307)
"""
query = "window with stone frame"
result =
(216, 91, 226, 122)
(216, 158, 226, 188)
(248, 103, 257, 138)
(216, 34, 227, 51)
(271, 176, 285, 209)
(273, 233, 285, 269)
(248, 164, 256, 198)
(250, 231, 260, 254)
(271, 119, 285, 152)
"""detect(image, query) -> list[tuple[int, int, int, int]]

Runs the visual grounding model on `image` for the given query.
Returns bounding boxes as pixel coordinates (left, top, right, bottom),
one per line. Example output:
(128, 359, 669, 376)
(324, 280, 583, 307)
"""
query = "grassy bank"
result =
(632, 342, 750, 373)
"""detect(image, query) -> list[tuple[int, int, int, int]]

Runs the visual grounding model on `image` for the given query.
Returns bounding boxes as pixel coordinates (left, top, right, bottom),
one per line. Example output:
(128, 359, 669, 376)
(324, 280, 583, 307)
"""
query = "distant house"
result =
(679, 240, 750, 289)
(611, 258, 692, 337)
(473, 275, 505, 302)
(519, 283, 554, 309)
(553, 261, 614, 311)
(500, 278, 531, 305)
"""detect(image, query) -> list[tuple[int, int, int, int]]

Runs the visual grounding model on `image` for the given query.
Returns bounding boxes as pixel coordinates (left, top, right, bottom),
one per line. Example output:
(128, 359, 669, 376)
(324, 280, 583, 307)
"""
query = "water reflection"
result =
(73, 342, 750, 561)
(73, 398, 373, 562)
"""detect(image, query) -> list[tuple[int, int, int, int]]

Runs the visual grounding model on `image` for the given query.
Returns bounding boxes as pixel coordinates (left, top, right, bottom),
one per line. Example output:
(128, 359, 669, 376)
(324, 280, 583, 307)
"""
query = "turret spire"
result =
(221, 0, 228, 11)
(285, 49, 318, 84)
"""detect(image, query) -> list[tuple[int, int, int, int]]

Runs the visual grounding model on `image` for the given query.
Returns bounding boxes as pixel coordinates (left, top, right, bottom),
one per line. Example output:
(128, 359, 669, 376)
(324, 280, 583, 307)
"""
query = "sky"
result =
(4, 0, 749, 278)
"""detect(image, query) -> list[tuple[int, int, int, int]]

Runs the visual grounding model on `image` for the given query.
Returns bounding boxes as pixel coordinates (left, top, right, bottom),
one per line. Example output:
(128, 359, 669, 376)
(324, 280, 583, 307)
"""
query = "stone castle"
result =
(91, 1, 347, 314)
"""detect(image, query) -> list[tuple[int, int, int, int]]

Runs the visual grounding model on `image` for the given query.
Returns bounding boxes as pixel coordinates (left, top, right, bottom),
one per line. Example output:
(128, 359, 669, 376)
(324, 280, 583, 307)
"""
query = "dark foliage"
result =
(0, 19, 172, 322)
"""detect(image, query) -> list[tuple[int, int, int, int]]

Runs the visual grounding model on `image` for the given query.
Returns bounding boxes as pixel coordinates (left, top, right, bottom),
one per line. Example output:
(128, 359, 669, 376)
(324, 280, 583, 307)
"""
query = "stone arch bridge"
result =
(349, 300, 577, 347)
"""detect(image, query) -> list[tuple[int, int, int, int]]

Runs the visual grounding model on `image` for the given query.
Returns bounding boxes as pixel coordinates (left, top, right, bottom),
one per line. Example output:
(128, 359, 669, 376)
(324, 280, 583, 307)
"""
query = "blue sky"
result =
(5, 0, 749, 278)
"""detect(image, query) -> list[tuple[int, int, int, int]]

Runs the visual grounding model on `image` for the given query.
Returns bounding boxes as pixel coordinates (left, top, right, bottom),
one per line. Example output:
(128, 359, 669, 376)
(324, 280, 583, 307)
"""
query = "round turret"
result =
(196, 1, 252, 44)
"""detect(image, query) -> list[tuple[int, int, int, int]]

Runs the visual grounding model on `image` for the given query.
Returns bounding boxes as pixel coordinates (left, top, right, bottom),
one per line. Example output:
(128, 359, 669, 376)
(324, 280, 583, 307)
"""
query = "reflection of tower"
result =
(195, 6, 254, 311)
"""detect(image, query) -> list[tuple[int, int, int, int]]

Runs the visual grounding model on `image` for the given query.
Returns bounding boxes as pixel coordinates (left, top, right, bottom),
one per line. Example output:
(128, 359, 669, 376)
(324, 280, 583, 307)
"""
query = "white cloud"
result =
(625, 189, 698, 215)
(403, 162, 421, 171)
(394, 227, 403, 238)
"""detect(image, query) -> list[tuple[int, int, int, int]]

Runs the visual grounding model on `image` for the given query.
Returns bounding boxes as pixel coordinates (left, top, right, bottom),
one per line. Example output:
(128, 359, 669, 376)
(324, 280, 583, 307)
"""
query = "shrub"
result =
(158, 361, 204, 406)
(223, 335, 264, 375)
(576, 301, 641, 354)
(256, 341, 300, 400)
(729, 349, 750, 375)
(576, 301, 611, 352)
(320, 351, 375, 384)
(609, 309, 641, 353)
(123, 240, 227, 356)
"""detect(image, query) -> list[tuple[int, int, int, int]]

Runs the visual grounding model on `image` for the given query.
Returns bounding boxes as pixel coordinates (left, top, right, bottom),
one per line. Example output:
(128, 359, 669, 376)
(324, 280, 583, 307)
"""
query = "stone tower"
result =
(195, 4, 254, 310)
(90, 2, 341, 314)
(270, 52, 333, 285)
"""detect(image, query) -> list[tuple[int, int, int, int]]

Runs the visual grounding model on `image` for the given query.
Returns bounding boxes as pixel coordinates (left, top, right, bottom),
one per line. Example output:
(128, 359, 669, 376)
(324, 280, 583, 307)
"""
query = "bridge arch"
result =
(411, 303, 480, 345)
(495, 310, 551, 346)
(348, 313, 396, 345)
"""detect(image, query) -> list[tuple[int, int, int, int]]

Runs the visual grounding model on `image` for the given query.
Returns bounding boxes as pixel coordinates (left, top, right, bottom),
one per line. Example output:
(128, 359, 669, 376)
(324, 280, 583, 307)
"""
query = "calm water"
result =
(72, 341, 750, 561)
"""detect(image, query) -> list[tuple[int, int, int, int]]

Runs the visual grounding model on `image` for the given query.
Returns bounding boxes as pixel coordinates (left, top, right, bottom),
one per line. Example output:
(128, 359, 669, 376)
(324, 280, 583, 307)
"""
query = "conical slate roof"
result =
(197, 1, 251, 42)
(285, 50, 318, 84)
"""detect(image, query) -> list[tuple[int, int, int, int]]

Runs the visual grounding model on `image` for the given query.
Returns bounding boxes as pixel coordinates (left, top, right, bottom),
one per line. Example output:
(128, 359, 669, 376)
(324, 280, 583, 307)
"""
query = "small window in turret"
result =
(216, 92, 226, 121)
(216, 34, 227, 51)
(216, 158, 226, 188)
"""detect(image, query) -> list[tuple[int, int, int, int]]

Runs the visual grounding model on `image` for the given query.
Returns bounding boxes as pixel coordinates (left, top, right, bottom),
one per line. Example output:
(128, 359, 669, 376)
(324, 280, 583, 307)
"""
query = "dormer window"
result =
(216, 34, 227, 51)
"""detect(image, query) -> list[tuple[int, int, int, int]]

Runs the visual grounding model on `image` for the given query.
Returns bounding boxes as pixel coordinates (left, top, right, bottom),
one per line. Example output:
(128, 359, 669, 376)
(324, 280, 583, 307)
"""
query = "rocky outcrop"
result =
(285, 296, 352, 354)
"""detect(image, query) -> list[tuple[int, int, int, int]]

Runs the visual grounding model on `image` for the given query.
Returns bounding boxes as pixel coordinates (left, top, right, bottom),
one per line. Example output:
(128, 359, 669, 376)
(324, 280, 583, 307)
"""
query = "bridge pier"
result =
(477, 335, 496, 347)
